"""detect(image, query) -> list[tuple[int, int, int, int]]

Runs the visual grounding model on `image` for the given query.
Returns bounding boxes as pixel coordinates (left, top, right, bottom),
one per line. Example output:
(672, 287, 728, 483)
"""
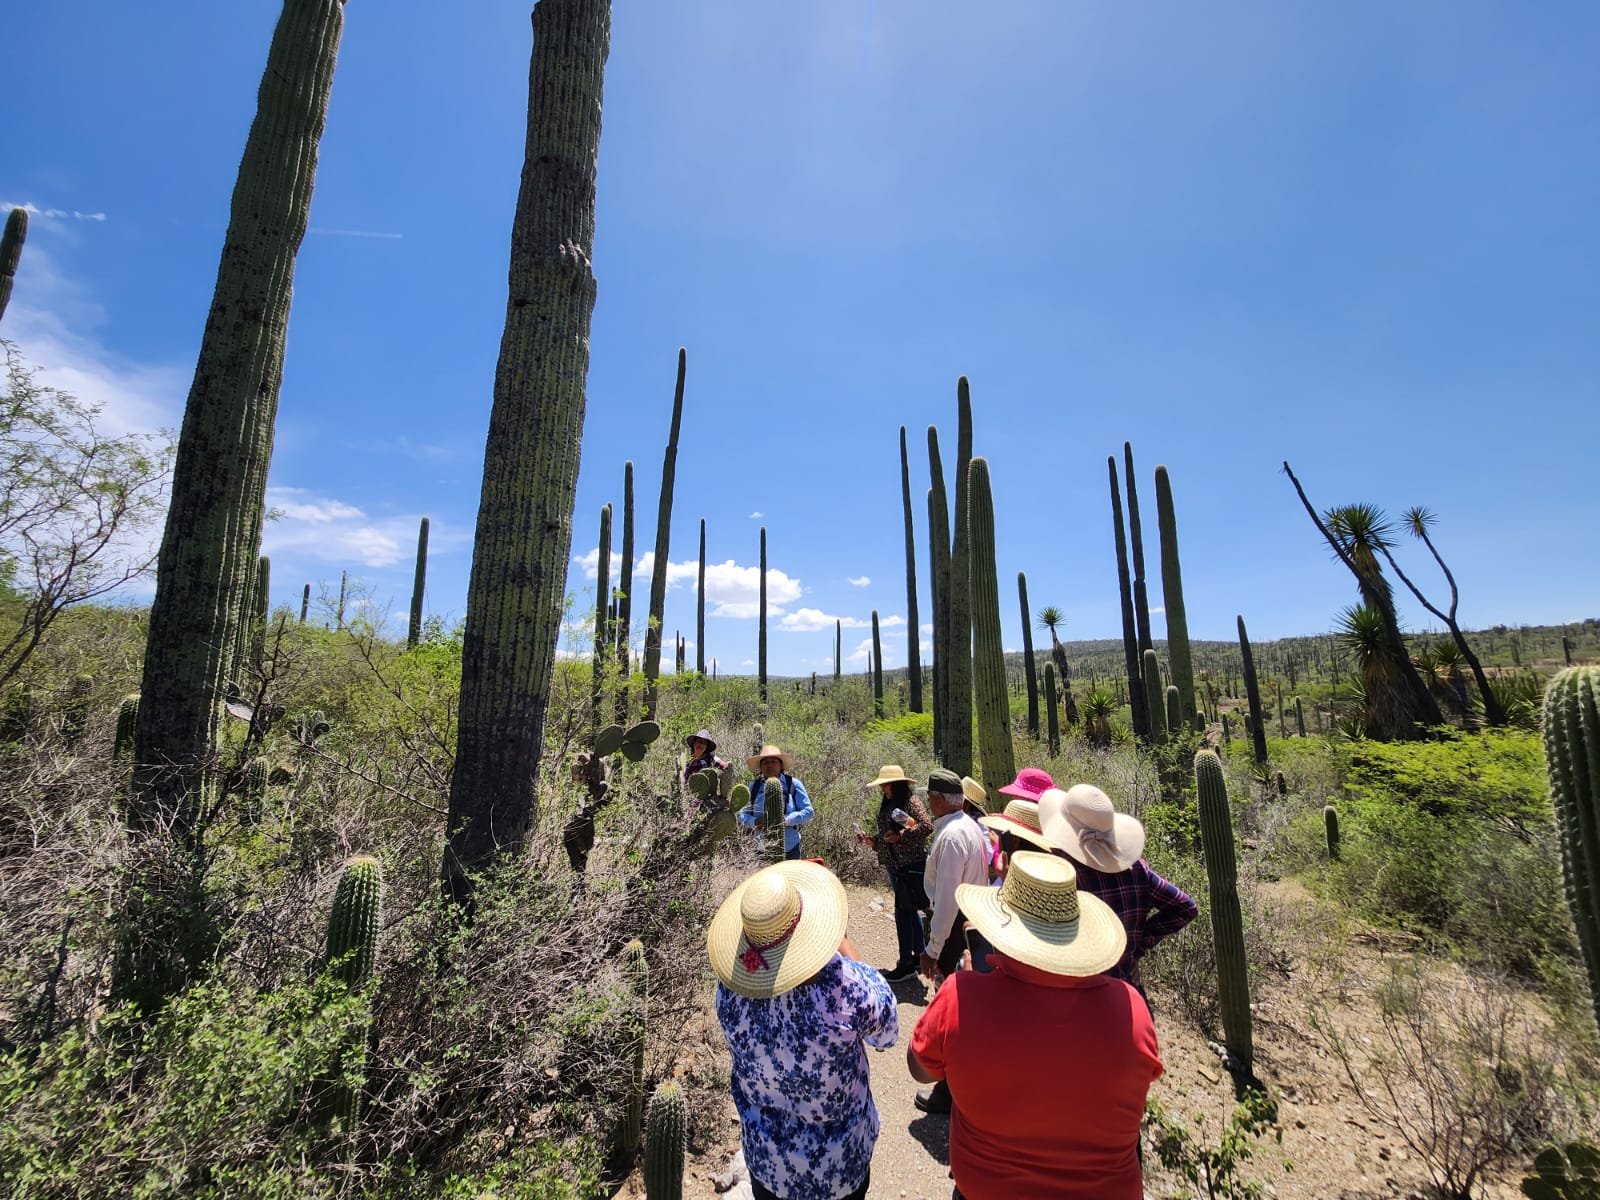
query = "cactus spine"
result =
(621, 938, 648, 1155)
(1542, 667, 1600, 1033)
(0, 207, 27, 325)
(642, 350, 685, 718)
(899, 427, 924, 712)
(1018, 572, 1039, 738)
(1154, 466, 1196, 731)
(1238, 615, 1269, 766)
(643, 1080, 686, 1200)
(763, 776, 785, 863)
(1194, 750, 1254, 1076)
(442, 0, 612, 908)
(615, 461, 634, 718)
(1143, 649, 1167, 744)
(1043, 663, 1061, 757)
(871, 610, 884, 717)
(408, 516, 429, 648)
(114, 694, 141, 762)
(967, 457, 1013, 809)
(758, 526, 768, 704)
(1109, 455, 1148, 740)
(695, 516, 706, 675)
(122, 1, 347, 1016)
(1324, 805, 1340, 861)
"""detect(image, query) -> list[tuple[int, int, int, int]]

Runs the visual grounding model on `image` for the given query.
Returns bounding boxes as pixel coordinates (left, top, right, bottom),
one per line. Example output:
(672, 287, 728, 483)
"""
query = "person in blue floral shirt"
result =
(708, 860, 898, 1200)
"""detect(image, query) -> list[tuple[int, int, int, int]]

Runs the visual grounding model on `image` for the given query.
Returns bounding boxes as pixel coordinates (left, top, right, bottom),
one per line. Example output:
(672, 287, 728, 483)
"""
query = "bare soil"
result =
(620, 878, 1531, 1200)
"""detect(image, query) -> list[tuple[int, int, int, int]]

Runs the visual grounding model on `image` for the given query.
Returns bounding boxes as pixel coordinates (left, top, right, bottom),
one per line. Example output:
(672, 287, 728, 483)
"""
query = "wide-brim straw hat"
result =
(998, 767, 1054, 801)
(1039, 784, 1146, 873)
(978, 799, 1054, 851)
(745, 744, 795, 773)
(866, 764, 916, 789)
(707, 861, 848, 999)
(956, 850, 1126, 977)
(960, 775, 992, 812)
(685, 728, 718, 754)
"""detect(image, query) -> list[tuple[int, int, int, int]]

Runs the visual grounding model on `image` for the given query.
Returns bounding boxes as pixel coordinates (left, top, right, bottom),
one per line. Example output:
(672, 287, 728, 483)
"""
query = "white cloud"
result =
(847, 575, 871, 587)
(880, 614, 907, 628)
(748, 511, 764, 519)
(846, 636, 875, 665)
(920, 623, 934, 635)
(3, 201, 107, 222)
(779, 607, 871, 633)
(262, 486, 445, 570)
(573, 550, 803, 620)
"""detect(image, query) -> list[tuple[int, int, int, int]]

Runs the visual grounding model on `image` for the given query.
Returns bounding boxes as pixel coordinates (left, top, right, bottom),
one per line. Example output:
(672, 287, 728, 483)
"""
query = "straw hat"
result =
(978, 799, 1053, 851)
(707, 861, 849, 999)
(998, 767, 1054, 801)
(960, 775, 992, 812)
(685, 728, 718, 754)
(956, 851, 1126, 977)
(1039, 784, 1146, 873)
(745, 744, 795, 773)
(866, 764, 916, 789)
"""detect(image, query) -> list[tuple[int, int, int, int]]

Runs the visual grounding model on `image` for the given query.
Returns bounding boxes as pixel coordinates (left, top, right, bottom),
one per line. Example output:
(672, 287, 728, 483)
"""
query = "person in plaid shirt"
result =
(1038, 785, 1197, 1002)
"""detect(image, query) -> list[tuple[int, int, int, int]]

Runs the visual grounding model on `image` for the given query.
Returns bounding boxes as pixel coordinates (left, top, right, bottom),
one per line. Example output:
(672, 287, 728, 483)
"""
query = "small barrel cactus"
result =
(1195, 750, 1253, 1076)
(763, 776, 785, 862)
(1542, 667, 1600, 1034)
(113, 694, 141, 762)
(644, 1081, 686, 1200)
(326, 855, 383, 988)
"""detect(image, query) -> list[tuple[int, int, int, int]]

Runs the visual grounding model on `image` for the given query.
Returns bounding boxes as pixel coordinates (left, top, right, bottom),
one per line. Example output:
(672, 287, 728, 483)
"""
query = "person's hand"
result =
(919, 952, 938, 980)
(883, 830, 902, 845)
(838, 935, 860, 961)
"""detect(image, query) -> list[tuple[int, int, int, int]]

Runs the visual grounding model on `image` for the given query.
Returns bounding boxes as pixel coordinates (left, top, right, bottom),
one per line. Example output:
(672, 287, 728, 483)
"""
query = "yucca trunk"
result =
(444, 0, 611, 907)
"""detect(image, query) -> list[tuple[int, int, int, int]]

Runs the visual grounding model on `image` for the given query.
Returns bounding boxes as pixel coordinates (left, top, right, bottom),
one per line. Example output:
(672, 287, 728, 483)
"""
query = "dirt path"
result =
(654, 880, 1527, 1200)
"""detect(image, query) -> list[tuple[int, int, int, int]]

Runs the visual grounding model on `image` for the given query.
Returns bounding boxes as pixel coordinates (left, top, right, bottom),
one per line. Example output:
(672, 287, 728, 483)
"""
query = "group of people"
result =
(697, 738, 1198, 1200)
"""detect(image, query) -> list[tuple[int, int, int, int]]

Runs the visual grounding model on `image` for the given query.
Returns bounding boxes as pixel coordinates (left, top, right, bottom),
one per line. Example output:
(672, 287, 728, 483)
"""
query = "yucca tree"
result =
(1081, 690, 1115, 748)
(1414, 640, 1472, 722)
(1282, 464, 1440, 739)
(1339, 605, 1419, 740)
(1037, 606, 1077, 725)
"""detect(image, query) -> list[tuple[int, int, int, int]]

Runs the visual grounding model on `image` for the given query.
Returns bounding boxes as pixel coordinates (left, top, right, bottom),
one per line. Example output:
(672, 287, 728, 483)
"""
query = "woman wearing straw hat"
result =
(1038, 784, 1197, 1004)
(737, 744, 815, 861)
(710, 860, 899, 1200)
(857, 764, 935, 982)
(907, 851, 1163, 1199)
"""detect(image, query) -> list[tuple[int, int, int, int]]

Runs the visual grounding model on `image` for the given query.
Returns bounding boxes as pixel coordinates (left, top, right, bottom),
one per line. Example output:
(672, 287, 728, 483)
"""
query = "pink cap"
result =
(997, 767, 1054, 801)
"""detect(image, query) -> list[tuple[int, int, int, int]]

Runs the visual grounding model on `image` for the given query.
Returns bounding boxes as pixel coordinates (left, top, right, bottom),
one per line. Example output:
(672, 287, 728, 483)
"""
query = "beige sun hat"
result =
(978, 799, 1054, 851)
(707, 861, 849, 999)
(745, 744, 795, 773)
(956, 851, 1126, 977)
(960, 775, 993, 813)
(866, 764, 916, 788)
(1038, 784, 1146, 873)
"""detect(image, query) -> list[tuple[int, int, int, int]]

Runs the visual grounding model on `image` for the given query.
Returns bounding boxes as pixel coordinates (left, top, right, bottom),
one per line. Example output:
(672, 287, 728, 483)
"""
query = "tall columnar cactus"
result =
(1154, 466, 1196, 732)
(1143, 649, 1167, 745)
(1018, 572, 1039, 738)
(1295, 696, 1306, 739)
(592, 504, 612, 732)
(1324, 805, 1340, 861)
(336, 569, 348, 631)
(249, 554, 270, 673)
(943, 381, 975, 778)
(408, 516, 429, 648)
(621, 938, 648, 1155)
(695, 517, 706, 675)
(899, 426, 924, 712)
(124, 1, 347, 953)
(321, 854, 383, 1127)
(1109, 455, 1147, 740)
(762, 776, 785, 863)
(1542, 667, 1600, 1034)
(643, 1080, 686, 1200)
(1238, 615, 1269, 767)
(1124, 442, 1153, 658)
(641, 350, 685, 719)
(1043, 663, 1061, 757)
(0, 207, 27, 325)
(299, 583, 310, 624)
(442, 0, 612, 909)
(871, 610, 884, 717)
(967, 457, 1013, 809)
(1165, 685, 1183, 735)
(1194, 750, 1254, 1076)
(758, 526, 768, 704)
(615, 461, 634, 719)
(114, 694, 141, 762)
(834, 618, 841, 682)
(1222, 712, 1233, 744)
(927, 428, 952, 761)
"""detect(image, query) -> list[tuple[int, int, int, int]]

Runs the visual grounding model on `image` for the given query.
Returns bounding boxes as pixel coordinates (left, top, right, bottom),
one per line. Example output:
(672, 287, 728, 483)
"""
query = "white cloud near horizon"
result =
(572, 549, 803, 619)
(3, 200, 107, 222)
(847, 575, 870, 587)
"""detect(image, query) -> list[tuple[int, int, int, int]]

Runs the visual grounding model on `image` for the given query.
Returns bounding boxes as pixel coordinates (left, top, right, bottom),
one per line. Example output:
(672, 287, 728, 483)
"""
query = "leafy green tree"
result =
(0, 341, 170, 689)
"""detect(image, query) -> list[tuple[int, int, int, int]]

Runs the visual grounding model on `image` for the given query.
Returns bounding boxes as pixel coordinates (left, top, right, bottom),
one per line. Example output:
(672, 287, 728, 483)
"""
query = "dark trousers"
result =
(935, 909, 968, 977)
(753, 1172, 869, 1200)
(888, 865, 927, 964)
(783, 842, 800, 861)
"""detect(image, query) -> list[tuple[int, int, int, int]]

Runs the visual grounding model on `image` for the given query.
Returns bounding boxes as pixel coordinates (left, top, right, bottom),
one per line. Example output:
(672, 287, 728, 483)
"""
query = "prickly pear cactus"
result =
(644, 1080, 686, 1200)
(596, 724, 625, 757)
(1521, 1141, 1600, 1199)
(620, 720, 660, 763)
(728, 783, 750, 815)
(1194, 750, 1253, 1077)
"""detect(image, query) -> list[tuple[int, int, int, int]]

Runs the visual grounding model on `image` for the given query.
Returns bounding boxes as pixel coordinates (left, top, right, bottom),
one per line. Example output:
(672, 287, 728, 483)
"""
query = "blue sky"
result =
(5, 1, 1597, 676)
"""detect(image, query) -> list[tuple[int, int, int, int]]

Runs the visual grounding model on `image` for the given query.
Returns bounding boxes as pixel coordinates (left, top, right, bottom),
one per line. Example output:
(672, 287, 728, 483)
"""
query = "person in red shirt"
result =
(906, 851, 1163, 1200)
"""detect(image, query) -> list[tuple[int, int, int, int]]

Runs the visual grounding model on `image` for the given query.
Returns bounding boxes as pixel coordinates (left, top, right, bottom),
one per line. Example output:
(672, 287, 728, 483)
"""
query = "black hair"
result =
(879, 779, 913, 806)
